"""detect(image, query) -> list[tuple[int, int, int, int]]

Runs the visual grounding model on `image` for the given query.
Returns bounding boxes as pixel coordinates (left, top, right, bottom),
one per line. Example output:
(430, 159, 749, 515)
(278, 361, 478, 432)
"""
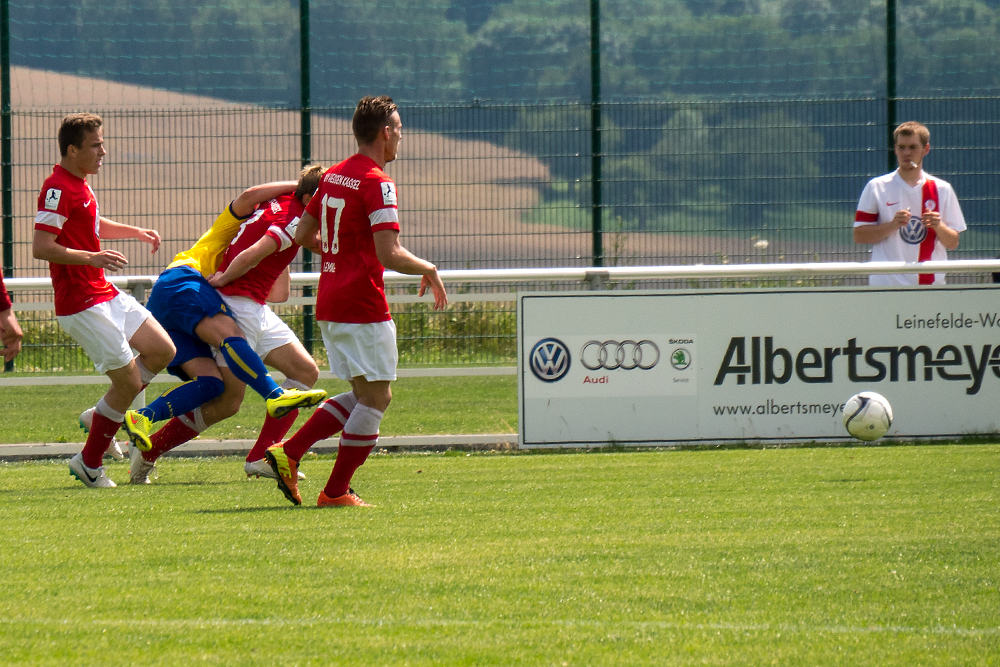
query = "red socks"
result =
(246, 410, 298, 462)
(323, 444, 375, 499)
(145, 414, 199, 462)
(282, 399, 352, 461)
(81, 411, 121, 468)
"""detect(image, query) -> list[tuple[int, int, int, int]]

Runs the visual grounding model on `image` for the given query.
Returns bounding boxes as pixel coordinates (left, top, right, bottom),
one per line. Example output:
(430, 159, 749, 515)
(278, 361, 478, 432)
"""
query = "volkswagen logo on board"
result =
(529, 338, 571, 382)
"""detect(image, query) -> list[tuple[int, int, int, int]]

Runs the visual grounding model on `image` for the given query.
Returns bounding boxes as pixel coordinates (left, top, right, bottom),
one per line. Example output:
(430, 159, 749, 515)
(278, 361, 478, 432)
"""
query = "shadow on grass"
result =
(193, 505, 297, 515)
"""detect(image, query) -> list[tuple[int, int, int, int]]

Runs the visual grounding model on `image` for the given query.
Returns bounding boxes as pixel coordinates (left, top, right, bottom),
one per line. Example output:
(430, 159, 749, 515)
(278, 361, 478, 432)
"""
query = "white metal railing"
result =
(3, 260, 999, 388)
(6, 259, 1000, 300)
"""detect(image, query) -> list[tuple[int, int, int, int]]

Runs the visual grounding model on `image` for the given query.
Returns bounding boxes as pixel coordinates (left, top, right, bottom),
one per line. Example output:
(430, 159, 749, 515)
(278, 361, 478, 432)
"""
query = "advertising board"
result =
(518, 286, 1000, 447)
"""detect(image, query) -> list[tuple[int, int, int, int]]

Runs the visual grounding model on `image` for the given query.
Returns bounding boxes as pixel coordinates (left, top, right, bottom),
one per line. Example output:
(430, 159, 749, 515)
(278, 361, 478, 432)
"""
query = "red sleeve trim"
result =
(0, 277, 10, 311)
(34, 222, 63, 235)
(371, 222, 400, 233)
(855, 211, 878, 223)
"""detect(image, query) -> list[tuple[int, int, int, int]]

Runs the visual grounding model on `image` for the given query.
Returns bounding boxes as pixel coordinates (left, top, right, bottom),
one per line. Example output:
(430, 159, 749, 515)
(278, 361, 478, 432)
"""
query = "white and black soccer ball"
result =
(843, 391, 893, 442)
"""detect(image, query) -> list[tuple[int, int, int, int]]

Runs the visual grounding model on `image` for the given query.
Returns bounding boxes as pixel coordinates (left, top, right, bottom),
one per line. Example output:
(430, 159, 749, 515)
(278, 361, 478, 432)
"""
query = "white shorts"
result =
(214, 294, 300, 366)
(319, 320, 397, 382)
(57, 292, 152, 374)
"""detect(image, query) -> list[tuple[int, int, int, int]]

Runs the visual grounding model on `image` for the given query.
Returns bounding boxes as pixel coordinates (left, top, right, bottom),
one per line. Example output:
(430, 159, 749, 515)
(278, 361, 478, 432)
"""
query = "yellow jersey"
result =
(167, 203, 246, 277)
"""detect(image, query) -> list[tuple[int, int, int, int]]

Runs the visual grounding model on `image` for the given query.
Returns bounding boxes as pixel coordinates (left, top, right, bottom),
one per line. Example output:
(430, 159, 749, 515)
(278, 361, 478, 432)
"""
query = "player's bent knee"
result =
(217, 393, 244, 419)
(150, 343, 176, 371)
(110, 373, 144, 399)
(298, 363, 320, 387)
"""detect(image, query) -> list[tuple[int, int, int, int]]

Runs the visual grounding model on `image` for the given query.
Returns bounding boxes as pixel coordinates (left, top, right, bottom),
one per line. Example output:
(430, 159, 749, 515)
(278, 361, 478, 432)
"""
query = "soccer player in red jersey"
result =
(127, 167, 326, 484)
(0, 274, 23, 363)
(33, 113, 175, 488)
(265, 95, 448, 507)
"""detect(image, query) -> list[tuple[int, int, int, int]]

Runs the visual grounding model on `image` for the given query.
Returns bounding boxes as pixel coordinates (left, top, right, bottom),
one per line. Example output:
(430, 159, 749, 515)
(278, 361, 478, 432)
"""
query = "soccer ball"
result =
(842, 391, 893, 442)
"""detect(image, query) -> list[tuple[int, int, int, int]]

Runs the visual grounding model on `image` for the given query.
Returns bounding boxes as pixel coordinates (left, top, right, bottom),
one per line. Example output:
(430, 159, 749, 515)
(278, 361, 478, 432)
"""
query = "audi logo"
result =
(529, 338, 571, 382)
(580, 340, 659, 371)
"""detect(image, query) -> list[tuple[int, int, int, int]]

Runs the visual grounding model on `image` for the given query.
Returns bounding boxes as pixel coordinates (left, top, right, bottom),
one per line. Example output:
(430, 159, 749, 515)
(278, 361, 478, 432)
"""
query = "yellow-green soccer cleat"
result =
(264, 443, 302, 506)
(122, 410, 154, 452)
(265, 388, 327, 418)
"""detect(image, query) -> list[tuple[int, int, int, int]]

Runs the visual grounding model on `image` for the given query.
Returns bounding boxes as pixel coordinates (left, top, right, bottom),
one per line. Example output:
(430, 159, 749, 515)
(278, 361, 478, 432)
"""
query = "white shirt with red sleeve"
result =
(305, 154, 401, 324)
(217, 194, 302, 305)
(854, 170, 966, 286)
(34, 165, 118, 315)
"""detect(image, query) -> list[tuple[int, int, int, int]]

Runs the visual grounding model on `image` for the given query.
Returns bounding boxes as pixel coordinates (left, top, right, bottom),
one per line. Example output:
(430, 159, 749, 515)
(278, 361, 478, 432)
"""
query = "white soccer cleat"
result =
(79, 407, 126, 461)
(128, 445, 157, 485)
(244, 458, 305, 480)
(68, 453, 116, 488)
(108, 439, 127, 461)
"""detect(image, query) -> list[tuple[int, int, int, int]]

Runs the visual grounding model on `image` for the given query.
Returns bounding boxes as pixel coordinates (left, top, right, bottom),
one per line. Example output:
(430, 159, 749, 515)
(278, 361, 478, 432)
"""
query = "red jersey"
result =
(305, 154, 400, 323)
(0, 274, 10, 312)
(217, 194, 302, 304)
(34, 165, 118, 316)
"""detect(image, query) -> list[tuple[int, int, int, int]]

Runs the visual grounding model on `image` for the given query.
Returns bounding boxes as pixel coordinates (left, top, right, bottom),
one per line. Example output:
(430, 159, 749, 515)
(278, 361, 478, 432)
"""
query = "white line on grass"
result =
(1, 618, 996, 637)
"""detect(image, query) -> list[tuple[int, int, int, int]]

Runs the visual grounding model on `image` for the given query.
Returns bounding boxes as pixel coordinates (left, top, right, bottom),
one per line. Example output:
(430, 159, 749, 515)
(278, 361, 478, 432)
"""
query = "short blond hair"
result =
(894, 121, 930, 147)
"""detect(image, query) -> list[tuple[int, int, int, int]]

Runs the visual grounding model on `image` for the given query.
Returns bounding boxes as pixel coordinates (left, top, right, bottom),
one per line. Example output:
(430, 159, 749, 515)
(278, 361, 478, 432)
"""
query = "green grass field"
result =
(0, 445, 997, 665)
(0, 376, 518, 444)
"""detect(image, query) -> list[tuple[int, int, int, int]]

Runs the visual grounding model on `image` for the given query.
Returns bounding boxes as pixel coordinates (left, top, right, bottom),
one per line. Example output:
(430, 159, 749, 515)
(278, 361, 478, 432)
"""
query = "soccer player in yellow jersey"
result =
(117, 181, 327, 463)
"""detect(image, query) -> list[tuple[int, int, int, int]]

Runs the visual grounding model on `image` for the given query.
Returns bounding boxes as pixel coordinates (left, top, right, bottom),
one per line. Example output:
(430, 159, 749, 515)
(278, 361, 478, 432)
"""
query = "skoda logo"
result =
(671, 348, 692, 370)
(530, 338, 571, 382)
(899, 216, 927, 245)
(580, 340, 659, 371)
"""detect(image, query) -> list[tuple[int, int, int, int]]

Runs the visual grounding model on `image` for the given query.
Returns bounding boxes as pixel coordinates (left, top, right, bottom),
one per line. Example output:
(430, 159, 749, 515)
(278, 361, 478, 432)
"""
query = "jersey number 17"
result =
(320, 195, 345, 255)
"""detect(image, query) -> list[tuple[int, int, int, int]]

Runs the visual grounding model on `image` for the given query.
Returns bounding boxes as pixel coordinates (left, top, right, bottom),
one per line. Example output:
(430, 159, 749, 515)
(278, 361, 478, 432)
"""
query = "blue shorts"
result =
(147, 265, 234, 377)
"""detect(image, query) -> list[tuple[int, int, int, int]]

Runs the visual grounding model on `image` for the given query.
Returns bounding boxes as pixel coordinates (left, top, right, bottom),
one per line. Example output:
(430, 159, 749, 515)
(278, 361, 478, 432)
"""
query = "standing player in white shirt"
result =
(853, 121, 966, 286)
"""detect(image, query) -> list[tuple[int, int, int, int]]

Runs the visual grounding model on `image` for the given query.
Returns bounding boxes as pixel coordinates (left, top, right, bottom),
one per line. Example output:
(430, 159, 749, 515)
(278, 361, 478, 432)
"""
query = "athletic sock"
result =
(323, 402, 382, 498)
(246, 410, 298, 462)
(247, 379, 317, 461)
(282, 392, 358, 461)
(219, 336, 281, 400)
(135, 376, 225, 424)
(81, 401, 124, 468)
(324, 444, 375, 499)
(144, 409, 205, 462)
(135, 358, 158, 385)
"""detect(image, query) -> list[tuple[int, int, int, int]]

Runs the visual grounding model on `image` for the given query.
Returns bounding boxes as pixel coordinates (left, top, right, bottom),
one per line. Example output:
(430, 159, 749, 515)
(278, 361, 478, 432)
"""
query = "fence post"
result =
(299, 0, 314, 355)
(589, 0, 602, 268)
(886, 0, 897, 171)
(2, 0, 13, 372)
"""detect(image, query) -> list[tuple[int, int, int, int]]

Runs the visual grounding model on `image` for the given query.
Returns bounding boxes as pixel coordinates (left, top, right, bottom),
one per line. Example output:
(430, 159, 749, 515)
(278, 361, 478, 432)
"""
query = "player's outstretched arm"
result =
(32, 229, 128, 271)
(207, 235, 279, 289)
(230, 181, 298, 219)
(373, 229, 448, 310)
(98, 218, 161, 253)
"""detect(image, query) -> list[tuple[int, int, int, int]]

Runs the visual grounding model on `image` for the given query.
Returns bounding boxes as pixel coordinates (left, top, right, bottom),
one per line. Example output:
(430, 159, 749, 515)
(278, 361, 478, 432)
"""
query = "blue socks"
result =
(219, 336, 282, 400)
(138, 375, 225, 424)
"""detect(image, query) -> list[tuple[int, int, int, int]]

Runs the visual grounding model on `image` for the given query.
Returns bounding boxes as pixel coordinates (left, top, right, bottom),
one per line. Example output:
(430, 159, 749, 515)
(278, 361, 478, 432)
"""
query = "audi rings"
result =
(580, 340, 659, 371)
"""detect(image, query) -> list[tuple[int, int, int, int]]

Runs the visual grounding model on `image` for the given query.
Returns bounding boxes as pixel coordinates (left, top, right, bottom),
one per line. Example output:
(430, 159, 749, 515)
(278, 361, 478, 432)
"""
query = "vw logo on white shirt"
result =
(529, 338, 571, 382)
(580, 340, 660, 371)
(899, 215, 928, 244)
